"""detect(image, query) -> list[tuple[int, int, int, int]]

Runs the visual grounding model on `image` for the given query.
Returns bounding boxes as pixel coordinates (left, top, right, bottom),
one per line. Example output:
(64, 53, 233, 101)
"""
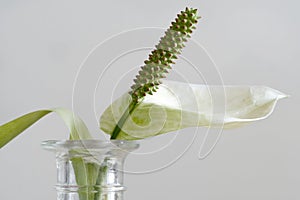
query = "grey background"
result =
(0, 0, 299, 199)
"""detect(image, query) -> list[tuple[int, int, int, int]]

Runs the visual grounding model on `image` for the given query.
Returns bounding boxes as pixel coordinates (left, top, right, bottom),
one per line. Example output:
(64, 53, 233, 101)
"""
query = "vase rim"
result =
(41, 139, 139, 152)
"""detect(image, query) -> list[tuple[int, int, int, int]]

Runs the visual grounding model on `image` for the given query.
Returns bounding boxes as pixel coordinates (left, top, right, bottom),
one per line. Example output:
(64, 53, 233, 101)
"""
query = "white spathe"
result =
(99, 81, 287, 140)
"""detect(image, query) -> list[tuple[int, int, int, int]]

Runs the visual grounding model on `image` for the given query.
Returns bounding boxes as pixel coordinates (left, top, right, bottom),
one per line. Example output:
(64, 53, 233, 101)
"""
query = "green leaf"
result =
(0, 110, 51, 148)
(0, 108, 92, 148)
(0, 108, 97, 200)
(53, 108, 91, 140)
(100, 81, 287, 140)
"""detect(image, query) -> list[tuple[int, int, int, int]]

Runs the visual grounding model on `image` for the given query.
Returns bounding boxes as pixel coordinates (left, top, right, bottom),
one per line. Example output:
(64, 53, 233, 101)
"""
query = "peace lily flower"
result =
(0, 6, 287, 148)
(100, 81, 287, 140)
(0, 7, 287, 200)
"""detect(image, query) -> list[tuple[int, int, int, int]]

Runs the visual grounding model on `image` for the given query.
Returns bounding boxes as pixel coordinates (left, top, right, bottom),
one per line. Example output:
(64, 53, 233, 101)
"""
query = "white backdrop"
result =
(0, 0, 299, 199)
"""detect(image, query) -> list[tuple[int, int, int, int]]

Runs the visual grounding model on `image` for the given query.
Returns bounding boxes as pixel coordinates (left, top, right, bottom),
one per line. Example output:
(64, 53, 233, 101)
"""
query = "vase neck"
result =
(42, 140, 139, 200)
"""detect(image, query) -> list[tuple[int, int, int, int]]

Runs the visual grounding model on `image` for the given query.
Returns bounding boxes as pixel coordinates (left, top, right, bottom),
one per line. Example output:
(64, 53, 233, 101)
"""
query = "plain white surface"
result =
(0, 0, 299, 199)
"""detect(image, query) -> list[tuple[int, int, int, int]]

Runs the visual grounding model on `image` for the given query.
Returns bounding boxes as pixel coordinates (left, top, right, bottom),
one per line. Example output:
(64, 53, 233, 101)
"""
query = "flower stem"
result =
(110, 100, 137, 139)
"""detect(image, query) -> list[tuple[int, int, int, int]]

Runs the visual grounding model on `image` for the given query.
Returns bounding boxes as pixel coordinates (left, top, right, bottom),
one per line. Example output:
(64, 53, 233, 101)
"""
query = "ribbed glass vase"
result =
(42, 140, 139, 200)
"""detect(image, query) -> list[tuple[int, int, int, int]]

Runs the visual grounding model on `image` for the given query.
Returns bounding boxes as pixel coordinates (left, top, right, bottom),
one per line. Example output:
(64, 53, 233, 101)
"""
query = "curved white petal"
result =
(99, 81, 287, 140)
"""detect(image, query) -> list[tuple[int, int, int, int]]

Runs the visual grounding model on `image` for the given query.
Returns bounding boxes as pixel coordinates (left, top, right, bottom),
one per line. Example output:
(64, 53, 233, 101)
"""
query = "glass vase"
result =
(42, 140, 139, 200)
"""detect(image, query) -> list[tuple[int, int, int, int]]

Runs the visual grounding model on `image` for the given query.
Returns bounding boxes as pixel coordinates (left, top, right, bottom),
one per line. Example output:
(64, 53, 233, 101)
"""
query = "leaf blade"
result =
(0, 108, 92, 148)
(0, 110, 51, 148)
